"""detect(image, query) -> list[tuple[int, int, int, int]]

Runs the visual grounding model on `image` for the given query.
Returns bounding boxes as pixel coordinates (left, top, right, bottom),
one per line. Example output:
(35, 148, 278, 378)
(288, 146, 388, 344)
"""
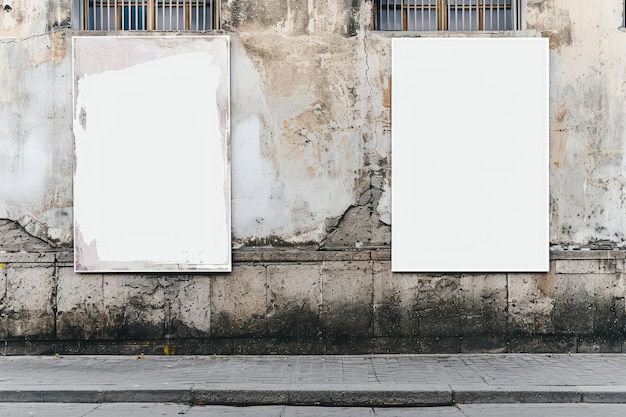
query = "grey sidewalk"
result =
(0, 354, 624, 406)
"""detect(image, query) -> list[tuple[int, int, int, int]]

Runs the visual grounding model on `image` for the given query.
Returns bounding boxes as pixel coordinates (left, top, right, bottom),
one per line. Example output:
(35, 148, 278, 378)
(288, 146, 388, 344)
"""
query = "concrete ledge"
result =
(56, 251, 73, 264)
(233, 249, 388, 263)
(5, 247, 626, 265)
(550, 250, 626, 261)
(555, 259, 620, 274)
(5, 248, 626, 265)
(0, 252, 56, 263)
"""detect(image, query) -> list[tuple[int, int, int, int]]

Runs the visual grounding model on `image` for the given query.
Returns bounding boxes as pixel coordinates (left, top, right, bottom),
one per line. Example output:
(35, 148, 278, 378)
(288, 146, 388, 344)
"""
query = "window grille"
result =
(81, 0, 219, 30)
(376, 0, 523, 31)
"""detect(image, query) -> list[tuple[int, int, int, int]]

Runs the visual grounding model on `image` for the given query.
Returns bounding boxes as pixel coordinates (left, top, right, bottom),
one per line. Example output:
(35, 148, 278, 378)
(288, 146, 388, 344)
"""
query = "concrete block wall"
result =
(2, 223, 625, 355)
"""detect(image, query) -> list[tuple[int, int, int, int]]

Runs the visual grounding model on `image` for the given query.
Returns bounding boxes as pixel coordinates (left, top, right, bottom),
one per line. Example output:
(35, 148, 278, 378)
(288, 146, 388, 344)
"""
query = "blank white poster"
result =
(391, 38, 549, 272)
(73, 36, 231, 272)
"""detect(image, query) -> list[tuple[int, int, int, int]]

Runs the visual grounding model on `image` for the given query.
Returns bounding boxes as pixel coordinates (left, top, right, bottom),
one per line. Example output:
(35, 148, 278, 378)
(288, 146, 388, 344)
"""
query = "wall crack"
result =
(321, 172, 390, 250)
(0, 25, 69, 44)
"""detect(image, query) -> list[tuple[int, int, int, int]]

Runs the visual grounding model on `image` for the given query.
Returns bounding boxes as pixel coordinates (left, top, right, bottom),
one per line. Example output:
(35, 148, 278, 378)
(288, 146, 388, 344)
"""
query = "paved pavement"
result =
(0, 354, 625, 406)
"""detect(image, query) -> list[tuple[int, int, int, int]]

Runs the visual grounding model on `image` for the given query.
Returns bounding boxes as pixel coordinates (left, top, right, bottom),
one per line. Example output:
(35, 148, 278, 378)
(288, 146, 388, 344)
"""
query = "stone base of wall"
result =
(2, 222, 626, 354)
(2, 335, 624, 356)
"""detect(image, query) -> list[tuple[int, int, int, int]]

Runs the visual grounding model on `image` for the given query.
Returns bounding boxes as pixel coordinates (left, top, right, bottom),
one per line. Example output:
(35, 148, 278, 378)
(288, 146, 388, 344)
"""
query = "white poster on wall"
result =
(73, 36, 231, 272)
(391, 38, 549, 272)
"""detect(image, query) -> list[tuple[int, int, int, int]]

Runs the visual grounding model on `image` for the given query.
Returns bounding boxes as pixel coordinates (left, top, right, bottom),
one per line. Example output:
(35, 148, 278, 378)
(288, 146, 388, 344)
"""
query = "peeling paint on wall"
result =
(527, 0, 573, 50)
(1, 0, 626, 250)
(228, 1, 389, 246)
(537, 0, 626, 248)
(0, 0, 70, 40)
(0, 0, 73, 246)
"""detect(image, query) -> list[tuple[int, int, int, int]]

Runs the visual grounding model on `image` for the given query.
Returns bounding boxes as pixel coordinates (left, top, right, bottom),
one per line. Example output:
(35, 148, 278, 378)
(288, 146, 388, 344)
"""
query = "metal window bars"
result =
(377, 0, 522, 31)
(83, 0, 219, 30)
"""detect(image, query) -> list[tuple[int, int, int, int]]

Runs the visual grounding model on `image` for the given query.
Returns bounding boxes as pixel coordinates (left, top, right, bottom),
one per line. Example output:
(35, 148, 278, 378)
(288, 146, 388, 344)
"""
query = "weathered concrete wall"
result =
(2, 221, 626, 354)
(527, 0, 626, 248)
(4, 0, 626, 250)
(226, 0, 391, 248)
(1, 0, 392, 249)
(2, 0, 626, 353)
(0, 0, 73, 245)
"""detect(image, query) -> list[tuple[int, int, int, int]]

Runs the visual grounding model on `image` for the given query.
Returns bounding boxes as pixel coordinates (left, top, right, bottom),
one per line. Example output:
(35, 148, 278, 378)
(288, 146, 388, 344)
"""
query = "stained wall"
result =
(1, 0, 626, 352)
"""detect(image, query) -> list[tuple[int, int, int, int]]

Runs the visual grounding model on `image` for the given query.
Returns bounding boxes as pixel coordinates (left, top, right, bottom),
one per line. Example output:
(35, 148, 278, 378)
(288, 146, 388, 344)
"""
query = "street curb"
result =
(452, 386, 582, 404)
(192, 387, 453, 407)
(580, 386, 626, 403)
(0, 390, 193, 404)
(286, 390, 451, 407)
(2, 387, 626, 406)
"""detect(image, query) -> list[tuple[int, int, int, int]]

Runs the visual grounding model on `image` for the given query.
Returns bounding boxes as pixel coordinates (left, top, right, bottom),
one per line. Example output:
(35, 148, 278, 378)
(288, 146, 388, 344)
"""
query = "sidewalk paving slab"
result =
(1, 354, 626, 406)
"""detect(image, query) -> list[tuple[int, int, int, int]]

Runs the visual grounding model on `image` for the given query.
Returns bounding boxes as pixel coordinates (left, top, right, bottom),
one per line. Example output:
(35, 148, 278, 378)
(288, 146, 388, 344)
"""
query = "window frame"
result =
(374, 0, 526, 32)
(73, 0, 220, 31)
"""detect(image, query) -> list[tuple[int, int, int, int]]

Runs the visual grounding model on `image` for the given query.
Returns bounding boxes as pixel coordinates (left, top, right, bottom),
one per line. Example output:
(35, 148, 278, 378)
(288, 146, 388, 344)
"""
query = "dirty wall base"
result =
(1, 236, 626, 354)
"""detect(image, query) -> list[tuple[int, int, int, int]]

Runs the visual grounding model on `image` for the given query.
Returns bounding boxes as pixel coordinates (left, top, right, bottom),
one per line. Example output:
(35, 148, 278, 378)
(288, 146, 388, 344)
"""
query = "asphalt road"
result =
(2, 403, 626, 416)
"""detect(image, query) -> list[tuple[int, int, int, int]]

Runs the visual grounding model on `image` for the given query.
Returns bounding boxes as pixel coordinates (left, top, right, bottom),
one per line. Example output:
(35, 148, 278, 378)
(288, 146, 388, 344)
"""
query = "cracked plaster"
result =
(2, 0, 626, 250)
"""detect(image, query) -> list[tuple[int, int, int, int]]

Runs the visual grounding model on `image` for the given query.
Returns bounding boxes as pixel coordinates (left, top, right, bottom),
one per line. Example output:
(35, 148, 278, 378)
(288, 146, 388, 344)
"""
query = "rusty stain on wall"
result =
(381, 74, 391, 110)
(550, 103, 568, 168)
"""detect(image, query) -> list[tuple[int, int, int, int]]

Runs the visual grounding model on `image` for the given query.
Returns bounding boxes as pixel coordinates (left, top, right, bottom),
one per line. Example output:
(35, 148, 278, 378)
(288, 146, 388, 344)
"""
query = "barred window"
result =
(376, 0, 523, 31)
(78, 0, 220, 30)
